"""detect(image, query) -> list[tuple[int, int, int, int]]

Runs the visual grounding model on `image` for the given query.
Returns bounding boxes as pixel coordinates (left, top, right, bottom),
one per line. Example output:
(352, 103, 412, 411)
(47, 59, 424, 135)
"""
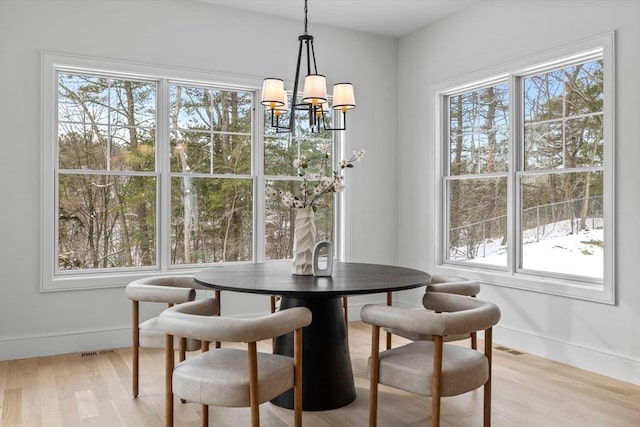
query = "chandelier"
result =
(261, 0, 356, 133)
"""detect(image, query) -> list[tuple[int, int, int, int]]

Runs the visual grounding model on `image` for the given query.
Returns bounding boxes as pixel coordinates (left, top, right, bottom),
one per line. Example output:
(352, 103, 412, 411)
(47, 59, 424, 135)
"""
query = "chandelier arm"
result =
(288, 36, 307, 132)
(322, 109, 347, 131)
(305, 39, 312, 76)
(310, 41, 320, 132)
(275, 114, 291, 134)
(310, 40, 319, 75)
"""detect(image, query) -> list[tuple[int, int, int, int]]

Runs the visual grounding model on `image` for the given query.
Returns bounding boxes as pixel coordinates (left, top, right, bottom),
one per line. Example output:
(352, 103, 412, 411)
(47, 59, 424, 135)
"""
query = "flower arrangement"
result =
(266, 145, 365, 211)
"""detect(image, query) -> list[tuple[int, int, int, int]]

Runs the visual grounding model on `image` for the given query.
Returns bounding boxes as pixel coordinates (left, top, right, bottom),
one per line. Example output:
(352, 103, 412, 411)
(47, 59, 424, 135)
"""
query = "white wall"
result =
(0, 0, 398, 359)
(397, 0, 640, 385)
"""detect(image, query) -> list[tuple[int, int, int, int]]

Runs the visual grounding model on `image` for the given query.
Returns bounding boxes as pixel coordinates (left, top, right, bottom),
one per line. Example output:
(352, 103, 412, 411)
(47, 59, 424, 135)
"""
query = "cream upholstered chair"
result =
(362, 292, 500, 427)
(159, 298, 312, 427)
(125, 275, 218, 398)
(385, 275, 481, 350)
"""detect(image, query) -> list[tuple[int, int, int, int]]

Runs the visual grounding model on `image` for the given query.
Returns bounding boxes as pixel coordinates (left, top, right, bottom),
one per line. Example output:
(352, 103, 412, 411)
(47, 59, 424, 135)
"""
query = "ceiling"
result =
(196, 0, 479, 38)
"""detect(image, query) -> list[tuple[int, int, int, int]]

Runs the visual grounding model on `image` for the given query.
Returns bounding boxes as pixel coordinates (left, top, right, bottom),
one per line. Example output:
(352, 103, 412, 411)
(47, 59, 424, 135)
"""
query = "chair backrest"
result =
(421, 292, 500, 336)
(159, 298, 312, 343)
(125, 275, 200, 304)
(361, 292, 500, 337)
(426, 274, 480, 297)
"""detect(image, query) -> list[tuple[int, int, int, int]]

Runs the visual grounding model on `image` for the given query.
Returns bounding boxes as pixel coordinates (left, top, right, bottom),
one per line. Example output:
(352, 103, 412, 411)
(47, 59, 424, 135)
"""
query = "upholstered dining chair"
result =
(159, 298, 312, 427)
(125, 275, 218, 398)
(361, 292, 500, 427)
(385, 275, 481, 350)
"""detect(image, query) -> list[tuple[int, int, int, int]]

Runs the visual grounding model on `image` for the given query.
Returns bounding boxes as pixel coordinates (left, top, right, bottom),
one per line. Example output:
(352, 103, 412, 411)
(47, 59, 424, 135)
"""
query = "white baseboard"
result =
(493, 324, 640, 386)
(0, 327, 131, 361)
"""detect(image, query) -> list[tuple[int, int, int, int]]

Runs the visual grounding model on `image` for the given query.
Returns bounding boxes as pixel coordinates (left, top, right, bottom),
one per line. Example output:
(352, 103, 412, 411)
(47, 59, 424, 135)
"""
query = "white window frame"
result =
(41, 52, 346, 291)
(429, 33, 615, 303)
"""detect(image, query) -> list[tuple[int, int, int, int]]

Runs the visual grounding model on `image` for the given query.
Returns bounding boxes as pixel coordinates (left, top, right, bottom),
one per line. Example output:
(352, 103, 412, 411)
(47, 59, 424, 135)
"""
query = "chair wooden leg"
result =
(294, 328, 303, 427)
(248, 342, 260, 427)
(179, 337, 186, 363)
(270, 296, 278, 348)
(178, 336, 188, 404)
(471, 331, 478, 350)
(132, 300, 139, 398)
(200, 338, 211, 416)
(165, 333, 175, 427)
(432, 336, 443, 427)
(484, 328, 493, 427)
(201, 405, 208, 427)
(369, 325, 380, 427)
(385, 292, 392, 350)
(215, 290, 221, 348)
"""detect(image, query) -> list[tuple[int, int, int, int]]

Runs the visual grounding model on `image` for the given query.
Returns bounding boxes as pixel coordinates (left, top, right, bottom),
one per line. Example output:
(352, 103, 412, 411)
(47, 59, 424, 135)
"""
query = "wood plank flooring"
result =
(1, 322, 639, 426)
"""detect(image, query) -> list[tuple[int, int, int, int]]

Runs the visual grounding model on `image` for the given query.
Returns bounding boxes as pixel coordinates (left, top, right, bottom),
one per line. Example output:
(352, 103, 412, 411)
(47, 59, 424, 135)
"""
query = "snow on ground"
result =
(453, 219, 604, 278)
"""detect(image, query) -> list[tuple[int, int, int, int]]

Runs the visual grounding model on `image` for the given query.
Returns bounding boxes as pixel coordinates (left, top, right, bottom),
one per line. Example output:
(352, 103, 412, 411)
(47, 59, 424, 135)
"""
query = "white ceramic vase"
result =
(292, 207, 317, 275)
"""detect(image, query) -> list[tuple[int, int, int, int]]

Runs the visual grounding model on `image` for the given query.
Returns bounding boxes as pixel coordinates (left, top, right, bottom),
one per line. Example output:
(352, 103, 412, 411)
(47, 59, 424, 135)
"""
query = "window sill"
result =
(40, 261, 280, 292)
(430, 264, 614, 305)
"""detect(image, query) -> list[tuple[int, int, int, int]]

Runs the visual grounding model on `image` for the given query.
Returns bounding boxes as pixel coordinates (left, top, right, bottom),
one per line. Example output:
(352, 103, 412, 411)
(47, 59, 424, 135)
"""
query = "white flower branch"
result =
(266, 146, 365, 211)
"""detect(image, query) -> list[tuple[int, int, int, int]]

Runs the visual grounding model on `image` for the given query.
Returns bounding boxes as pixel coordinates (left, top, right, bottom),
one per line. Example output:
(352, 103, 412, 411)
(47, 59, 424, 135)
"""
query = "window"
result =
(42, 53, 342, 290)
(264, 106, 336, 260)
(434, 34, 614, 302)
(56, 73, 159, 271)
(169, 84, 254, 264)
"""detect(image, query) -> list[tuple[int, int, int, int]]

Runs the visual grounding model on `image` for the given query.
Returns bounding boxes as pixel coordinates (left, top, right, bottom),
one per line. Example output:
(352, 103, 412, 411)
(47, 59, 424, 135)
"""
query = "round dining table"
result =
(195, 261, 430, 411)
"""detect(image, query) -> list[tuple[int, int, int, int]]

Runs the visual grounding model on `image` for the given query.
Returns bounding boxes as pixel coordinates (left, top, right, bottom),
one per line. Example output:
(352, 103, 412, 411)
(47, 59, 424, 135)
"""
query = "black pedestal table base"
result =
(271, 296, 356, 411)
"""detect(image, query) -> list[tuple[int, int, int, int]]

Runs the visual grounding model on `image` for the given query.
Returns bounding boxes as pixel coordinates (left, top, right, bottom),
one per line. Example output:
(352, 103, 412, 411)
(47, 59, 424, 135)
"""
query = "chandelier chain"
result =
(303, 0, 308, 34)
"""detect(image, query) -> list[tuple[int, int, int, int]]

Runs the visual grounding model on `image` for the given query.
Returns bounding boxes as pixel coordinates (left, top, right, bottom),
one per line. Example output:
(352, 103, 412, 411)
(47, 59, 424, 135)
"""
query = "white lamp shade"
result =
(302, 74, 328, 104)
(261, 78, 285, 106)
(317, 100, 329, 111)
(332, 83, 356, 110)
(274, 89, 289, 113)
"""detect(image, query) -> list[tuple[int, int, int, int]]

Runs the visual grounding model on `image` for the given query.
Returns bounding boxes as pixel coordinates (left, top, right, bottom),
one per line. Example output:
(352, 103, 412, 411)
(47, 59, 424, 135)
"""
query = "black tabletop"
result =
(194, 261, 430, 298)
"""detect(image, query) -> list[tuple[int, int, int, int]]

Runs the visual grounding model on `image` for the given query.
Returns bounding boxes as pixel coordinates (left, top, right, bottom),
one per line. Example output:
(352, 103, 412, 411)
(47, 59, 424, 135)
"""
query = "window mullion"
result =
(106, 79, 112, 171)
(335, 122, 346, 261)
(158, 78, 171, 270)
(508, 73, 520, 275)
(438, 94, 449, 267)
(254, 91, 266, 263)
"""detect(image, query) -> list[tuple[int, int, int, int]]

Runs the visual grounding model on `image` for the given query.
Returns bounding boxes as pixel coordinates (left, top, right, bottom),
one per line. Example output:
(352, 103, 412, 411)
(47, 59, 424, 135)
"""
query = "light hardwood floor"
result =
(1, 322, 639, 426)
